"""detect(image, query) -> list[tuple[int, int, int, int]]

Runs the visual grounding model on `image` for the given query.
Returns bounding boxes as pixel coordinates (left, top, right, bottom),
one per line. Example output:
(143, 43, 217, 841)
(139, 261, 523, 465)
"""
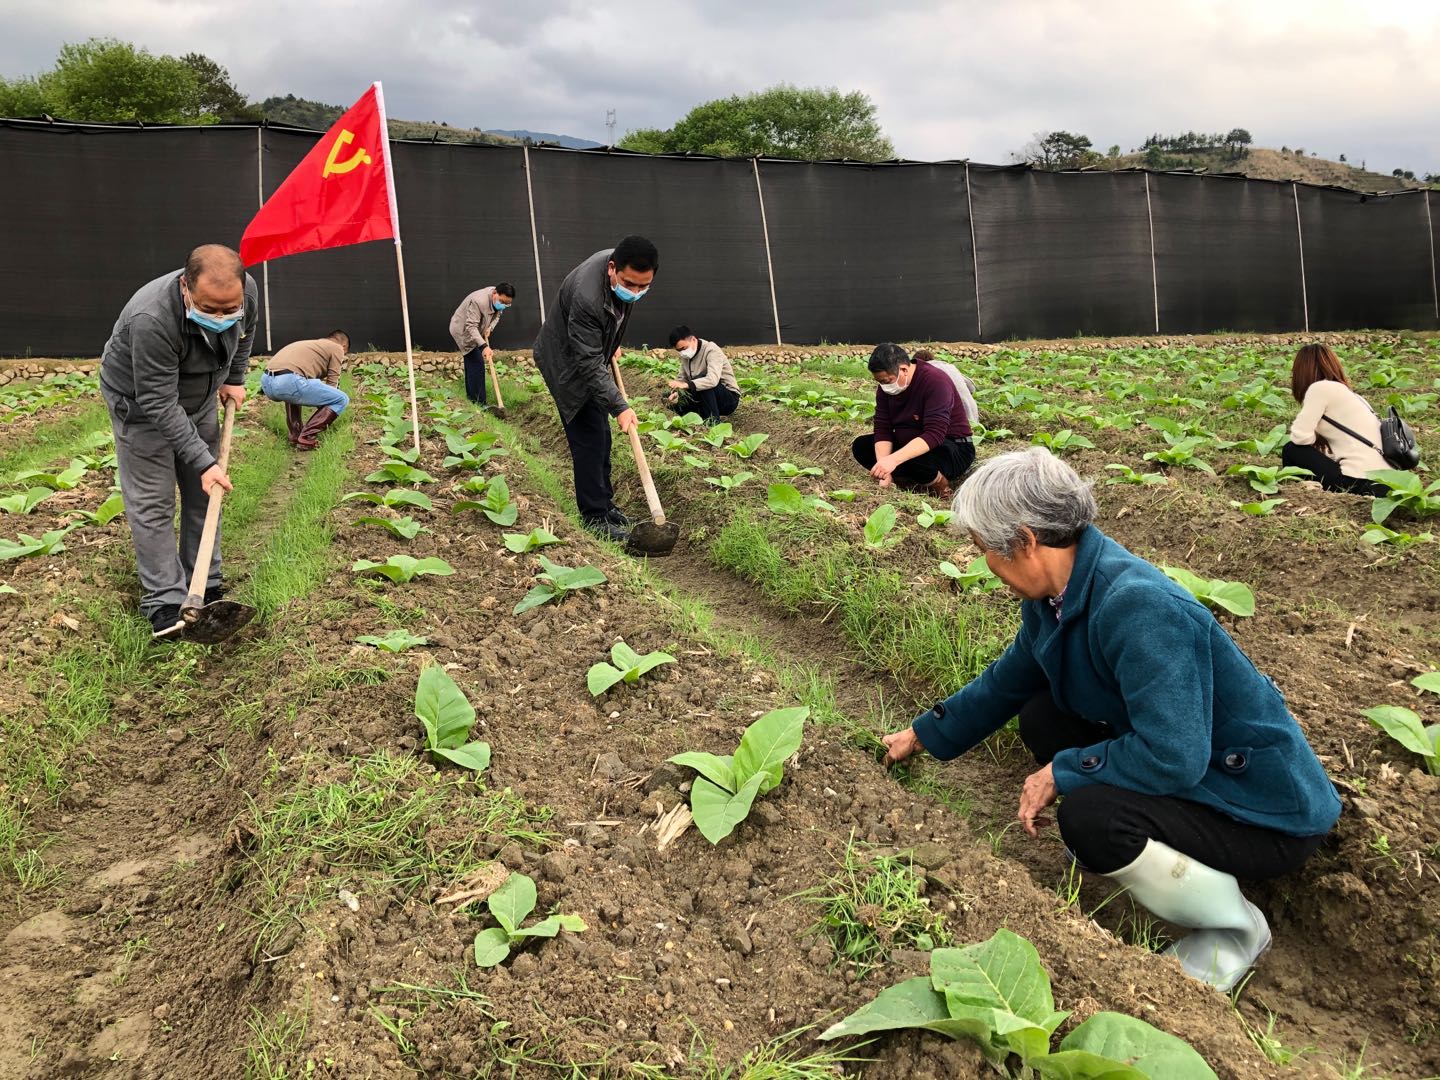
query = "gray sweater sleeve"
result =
(129, 314, 218, 471)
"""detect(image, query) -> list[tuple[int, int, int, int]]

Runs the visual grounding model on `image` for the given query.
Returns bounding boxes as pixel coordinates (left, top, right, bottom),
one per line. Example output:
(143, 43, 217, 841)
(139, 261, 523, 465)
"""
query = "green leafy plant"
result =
(342, 488, 434, 511)
(1031, 428, 1095, 453)
(940, 556, 1003, 593)
(1366, 469, 1440, 525)
(1104, 464, 1168, 486)
(365, 461, 436, 486)
(1361, 523, 1436, 548)
(698, 423, 733, 448)
(916, 501, 953, 528)
(863, 504, 899, 547)
(828, 489, 858, 503)
(355, 629, 429, 652)
(472, 873, 586, 967)
(1160, 566, 1255, 617)
(0, 527, 75, 561)
(502, 527, 562, 553)
(777, 462, 824, 478)
(0, 488, 54, 515)
(704, 471, 753, 493)
(14, 461, 87, 491)
(1362, 705, 1438, 775)
(818, 928, 1217, 1078)
(415, 665, 490, 771)
(649, 429, 691, 457)
(1225, 463, 1313, 495)
(70, 492, 126, 526)
(453, 474, 518, 526)
(586, 639, 676, 696)
(670, 706, 808, 844)
(1229, 498, 1286, 517)
(682, 454, 711, 470)
(352, 555, 456, 584)
(1231, 423, 1289, 456)
(1143, 436, 1216, 475)
(767, 483, 834, 515)
(514, 556, 607, 615)
(354, 516, 426, 540)
(728, 432, 771, 459)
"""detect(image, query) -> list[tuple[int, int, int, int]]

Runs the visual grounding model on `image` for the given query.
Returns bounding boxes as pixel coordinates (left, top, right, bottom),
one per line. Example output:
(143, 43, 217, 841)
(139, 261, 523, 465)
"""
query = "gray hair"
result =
(950, 447, 1096, 558)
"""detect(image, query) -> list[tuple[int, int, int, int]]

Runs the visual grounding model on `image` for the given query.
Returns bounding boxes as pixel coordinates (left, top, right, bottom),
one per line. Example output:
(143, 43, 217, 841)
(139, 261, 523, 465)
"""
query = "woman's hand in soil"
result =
(1017, 763, 1058, 838)
(882, 727, 922, 765)
(667, 379, 688, 390)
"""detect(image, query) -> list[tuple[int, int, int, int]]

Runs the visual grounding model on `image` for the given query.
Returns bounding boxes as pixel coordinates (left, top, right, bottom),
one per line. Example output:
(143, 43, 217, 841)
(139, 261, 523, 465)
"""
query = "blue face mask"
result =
(493, 300, 508, 312)
(187, 307, 241, 333)
(612, 282, 648, 304)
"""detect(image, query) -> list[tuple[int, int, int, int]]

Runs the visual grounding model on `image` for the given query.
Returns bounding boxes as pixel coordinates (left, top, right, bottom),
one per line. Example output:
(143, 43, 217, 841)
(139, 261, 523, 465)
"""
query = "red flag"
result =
(240, 83, 399, 265)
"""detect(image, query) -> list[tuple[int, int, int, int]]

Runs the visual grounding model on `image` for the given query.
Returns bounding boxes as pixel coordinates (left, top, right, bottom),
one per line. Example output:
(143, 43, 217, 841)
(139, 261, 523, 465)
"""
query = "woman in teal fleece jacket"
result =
(884, 447, 1340, 992)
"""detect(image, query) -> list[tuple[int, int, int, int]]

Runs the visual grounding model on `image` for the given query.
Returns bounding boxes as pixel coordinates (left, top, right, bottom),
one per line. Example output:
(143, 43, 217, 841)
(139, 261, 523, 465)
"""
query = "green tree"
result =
(1016, 131, 1097, 170)
(182, 53, 261, 121)
(618, 85, 893, 161)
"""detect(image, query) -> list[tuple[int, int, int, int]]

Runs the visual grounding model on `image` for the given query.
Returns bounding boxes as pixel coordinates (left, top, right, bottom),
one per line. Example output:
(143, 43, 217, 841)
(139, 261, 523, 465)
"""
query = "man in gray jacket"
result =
(532, 236, 657, 542)
(99, 245, 258, 637)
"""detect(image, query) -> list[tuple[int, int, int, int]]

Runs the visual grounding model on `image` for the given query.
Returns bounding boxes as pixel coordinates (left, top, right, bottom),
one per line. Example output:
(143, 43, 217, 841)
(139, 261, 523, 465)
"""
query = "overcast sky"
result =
(4, 0, 1437, 174)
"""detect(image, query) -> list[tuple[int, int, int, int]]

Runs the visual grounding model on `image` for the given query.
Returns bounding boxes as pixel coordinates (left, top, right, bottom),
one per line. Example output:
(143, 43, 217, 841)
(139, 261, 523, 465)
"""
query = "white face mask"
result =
(679, 345, 697, 360)
(879, 380, 904, 396)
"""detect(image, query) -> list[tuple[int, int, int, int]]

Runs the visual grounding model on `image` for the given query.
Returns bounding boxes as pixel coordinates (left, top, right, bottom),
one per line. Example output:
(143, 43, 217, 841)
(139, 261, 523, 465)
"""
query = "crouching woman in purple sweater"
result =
(883, 447, 1341, 991)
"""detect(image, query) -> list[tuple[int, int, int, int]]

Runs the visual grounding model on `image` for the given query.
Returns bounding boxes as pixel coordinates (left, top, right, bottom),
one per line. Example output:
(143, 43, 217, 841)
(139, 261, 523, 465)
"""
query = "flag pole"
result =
(373, 82, 422, 453)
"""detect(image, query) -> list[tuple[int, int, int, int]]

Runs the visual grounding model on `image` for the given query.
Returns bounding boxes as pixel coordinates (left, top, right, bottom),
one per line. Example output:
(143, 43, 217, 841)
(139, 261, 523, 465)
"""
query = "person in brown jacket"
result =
(259, 331, 350, 449)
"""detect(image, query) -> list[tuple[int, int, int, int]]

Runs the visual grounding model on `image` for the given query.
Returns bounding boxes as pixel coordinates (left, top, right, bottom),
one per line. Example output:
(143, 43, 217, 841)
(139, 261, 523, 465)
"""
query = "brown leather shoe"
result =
(927, 473, 953, 504)
(285, 403, 304, 445)
(295, 406, 338, 450)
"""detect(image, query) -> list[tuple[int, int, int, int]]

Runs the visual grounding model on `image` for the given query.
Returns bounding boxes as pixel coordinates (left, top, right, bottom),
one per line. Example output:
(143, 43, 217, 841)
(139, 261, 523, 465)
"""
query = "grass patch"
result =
(241, 750, 554, 950)
(0, 399, 110, 482)
(241, 1006, 310, 1079)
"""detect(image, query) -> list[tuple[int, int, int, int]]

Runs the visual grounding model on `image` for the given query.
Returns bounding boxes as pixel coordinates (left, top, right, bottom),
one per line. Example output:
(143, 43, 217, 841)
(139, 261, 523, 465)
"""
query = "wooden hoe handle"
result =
(610, 356, 667, 526)
(182, 398, 237, 616)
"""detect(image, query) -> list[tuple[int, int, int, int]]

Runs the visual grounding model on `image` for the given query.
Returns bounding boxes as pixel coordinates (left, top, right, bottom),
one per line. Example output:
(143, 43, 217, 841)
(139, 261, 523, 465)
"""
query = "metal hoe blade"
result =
(181, 598, 256, 644)
(626, 520, 679, 557)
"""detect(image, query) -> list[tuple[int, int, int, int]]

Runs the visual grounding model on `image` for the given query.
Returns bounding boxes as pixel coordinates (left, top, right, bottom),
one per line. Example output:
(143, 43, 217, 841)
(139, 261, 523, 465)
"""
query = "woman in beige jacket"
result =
(1281, 344, 1388, 496)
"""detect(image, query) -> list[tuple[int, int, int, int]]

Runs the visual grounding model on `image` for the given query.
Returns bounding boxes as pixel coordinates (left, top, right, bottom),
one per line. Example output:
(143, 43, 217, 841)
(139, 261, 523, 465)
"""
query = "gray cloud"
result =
(1, 0, 1436, 173)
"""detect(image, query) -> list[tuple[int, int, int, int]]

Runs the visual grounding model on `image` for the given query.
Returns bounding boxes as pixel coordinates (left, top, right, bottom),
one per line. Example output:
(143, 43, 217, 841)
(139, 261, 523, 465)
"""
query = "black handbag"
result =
(1321, 407, 1420, 470)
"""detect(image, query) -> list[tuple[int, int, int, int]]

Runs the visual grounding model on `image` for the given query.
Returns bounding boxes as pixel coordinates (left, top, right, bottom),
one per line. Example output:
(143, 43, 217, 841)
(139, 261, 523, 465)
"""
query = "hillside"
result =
(259, 95, 520, 146)
(1113, 146, 1427, 193)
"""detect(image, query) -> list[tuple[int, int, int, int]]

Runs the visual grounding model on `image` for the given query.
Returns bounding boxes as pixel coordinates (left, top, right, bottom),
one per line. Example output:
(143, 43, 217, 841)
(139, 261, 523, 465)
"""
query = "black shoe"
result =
(203, 582, 226, 606)
(149, 604, 184, 639)
(604, 506, 634, 528)
(583, 517, 630, 543)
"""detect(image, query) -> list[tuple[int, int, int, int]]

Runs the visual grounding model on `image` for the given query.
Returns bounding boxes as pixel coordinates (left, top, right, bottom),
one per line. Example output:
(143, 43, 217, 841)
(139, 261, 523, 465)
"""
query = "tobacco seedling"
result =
(1361, 524, 1436, 548)
(1161, 566, 1256, 617)
(818, 928, 1217, 1078)
(916, 501, 952, 528)
(1226, 463, 1313, 495)
(365, 461, 436, 486)
(728, 433, 770, 459)
(698, 423, 733, 448)
(649, 429, 691, 457)
(452, 474, 518, 526)
(0, 488, 54, 515)
(587, 639, 676, 696)
(828, 489, 858, 503)
(415, 664, 490, 771)
(342, 489, 434, 511)
(67, 492, 125, 527)
(14, 461, 87, 491)
(502, 527, 562, 553)
(682, 455, 710, 470)
(1232, 423, 1289, 456)
(356, 629, 429, 652)
(704, 471, 753, 493)
(1362, 704, 1439, 775)
(1144, 436, 1217, 475)
(354, 516, 427, 540)
(767, 483, 834, 515)
(863, 504, 899, 547)
(352, 555, 456, 584)
(940, 556, 1003, 593)
(472, 873, 586, 967)
(777, 462, 824, 478)
(1230, 498, 1286, 517)
(0, 528, 75, 561)
(513, 556, 607, 614)
(1031, 429, 1094, 453)
(1104, 464, 1168, 486)
(1366, 469, 1440, 525)
(670, 706, 808, 844)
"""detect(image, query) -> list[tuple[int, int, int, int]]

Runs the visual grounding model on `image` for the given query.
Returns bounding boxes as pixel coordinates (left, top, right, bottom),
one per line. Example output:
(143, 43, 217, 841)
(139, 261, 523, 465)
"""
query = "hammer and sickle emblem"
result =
(322, 129, 373, 178)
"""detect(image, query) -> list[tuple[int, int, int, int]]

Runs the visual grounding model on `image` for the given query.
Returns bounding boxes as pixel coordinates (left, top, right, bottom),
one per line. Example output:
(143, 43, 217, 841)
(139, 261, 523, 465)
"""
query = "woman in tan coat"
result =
(1282, 344, 1388, 496)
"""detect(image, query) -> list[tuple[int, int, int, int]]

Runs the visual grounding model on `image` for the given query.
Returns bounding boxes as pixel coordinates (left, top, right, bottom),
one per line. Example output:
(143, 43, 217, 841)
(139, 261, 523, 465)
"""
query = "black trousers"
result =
(674, 383, 739, 422)
(1018, 692, 1327, 879)
(560, 398, 615, 522)
(1281, 441, 1384, 496)
(463, 346, 488, 405)
(851, 434, 974, 487)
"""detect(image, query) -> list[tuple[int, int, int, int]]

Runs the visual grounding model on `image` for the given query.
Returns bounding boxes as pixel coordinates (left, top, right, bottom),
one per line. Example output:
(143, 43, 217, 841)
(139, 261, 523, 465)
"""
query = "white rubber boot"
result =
(1105, 839, 1272, 992)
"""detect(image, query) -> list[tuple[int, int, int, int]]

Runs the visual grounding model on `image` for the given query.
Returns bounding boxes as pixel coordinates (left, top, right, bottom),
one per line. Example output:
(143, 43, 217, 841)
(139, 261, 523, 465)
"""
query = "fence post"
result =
(751, 158, 783, 345)
(256, 126, 272, 352)
(523, 145, 545, 324)
(1144, 173, 1160, 334)
(1426, 190, 1439, 322)
(965, 163, 982, 340)
(1292, 182, 1310, 333)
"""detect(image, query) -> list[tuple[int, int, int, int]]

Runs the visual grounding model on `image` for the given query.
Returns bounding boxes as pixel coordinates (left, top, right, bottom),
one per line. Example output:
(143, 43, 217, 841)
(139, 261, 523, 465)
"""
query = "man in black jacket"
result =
(98, 244, 258, 636)
(532, 236, 658, 542)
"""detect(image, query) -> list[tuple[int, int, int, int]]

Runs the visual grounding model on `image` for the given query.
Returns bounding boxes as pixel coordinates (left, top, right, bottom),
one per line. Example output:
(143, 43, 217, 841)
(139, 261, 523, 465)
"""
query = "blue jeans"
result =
(260, 371, 349, 414)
